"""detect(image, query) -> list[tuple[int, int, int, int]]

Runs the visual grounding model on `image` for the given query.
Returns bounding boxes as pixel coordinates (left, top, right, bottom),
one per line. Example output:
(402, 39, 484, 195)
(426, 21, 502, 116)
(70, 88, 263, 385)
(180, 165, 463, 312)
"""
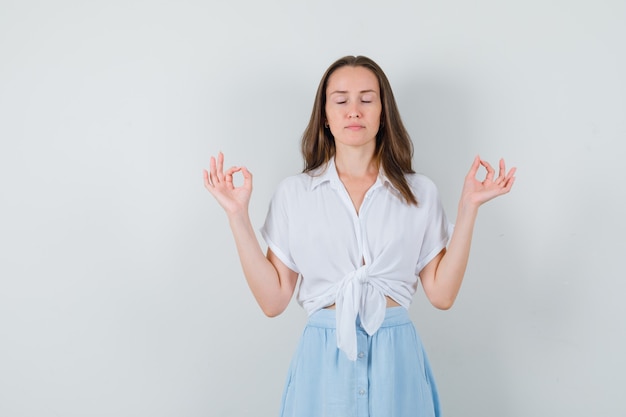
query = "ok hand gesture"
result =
(203, 152, 252, 215)
(460, 156, 516, 209)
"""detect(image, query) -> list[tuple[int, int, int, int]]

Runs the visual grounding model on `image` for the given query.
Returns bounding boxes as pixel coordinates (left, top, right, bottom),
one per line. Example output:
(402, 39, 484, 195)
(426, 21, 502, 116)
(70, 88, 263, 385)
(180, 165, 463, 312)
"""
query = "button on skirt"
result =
(279, 307, 441, 417)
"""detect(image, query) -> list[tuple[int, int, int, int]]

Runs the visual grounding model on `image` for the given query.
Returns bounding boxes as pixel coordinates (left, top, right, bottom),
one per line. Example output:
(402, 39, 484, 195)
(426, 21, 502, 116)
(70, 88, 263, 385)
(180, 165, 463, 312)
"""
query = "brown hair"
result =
(301, 55, 417, 205)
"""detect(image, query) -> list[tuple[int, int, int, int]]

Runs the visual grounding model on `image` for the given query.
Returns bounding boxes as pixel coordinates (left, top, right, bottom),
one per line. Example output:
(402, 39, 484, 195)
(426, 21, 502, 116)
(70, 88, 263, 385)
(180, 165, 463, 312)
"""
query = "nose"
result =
(347, 103, 361, 119)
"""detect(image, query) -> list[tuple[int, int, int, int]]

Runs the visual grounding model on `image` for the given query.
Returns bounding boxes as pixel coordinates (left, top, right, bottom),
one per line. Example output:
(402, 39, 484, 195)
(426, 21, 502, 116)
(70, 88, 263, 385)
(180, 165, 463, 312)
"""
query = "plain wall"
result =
(1, 0, 625, 416)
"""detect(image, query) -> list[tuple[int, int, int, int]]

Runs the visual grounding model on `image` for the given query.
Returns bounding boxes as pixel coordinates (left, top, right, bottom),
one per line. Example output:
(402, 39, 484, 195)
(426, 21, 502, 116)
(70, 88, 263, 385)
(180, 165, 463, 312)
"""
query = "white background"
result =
(1, 0, 625, 416)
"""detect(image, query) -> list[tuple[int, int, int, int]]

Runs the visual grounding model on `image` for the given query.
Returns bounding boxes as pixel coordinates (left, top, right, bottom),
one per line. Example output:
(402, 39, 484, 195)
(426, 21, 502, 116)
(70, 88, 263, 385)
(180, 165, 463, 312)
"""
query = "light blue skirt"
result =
(280, 307, 441, 417)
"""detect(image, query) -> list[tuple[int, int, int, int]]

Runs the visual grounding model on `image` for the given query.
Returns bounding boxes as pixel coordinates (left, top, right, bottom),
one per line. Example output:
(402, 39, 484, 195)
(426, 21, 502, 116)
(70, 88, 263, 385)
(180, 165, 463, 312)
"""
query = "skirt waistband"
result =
(307, 306, 410, 329)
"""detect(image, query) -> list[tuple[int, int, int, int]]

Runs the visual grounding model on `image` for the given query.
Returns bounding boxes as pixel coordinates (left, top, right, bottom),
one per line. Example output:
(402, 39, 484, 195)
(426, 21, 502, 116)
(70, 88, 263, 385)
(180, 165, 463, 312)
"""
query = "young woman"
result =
(203, 55, 515, 417)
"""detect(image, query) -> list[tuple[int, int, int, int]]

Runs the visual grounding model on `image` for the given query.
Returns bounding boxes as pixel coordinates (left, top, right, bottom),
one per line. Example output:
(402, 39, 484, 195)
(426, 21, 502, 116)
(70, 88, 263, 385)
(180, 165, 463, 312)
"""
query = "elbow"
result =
(425, 286, 459, 310)
(262, 308, 281, 318)
(260, 303, 286, 318)
(431, 297, 455, 311)
(257, 290, 292, 317)
(434, 302, 454, 311)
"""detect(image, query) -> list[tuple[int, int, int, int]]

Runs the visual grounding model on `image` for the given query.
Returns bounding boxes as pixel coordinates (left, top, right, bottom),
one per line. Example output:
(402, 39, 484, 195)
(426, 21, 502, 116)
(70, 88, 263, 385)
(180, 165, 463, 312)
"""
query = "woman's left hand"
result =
(460, 156, 516, 209)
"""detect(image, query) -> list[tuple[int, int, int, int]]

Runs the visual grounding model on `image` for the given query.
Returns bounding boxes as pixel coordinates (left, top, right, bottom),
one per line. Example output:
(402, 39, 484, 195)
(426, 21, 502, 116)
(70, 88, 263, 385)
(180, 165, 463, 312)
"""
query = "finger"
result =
(502, 175, 516, 192)
(209, 156, 219, 184)
(216, 152, 225, 181)
(466, 155, 481, 178)
(224, 166, 240, 175)
(492, 159, 507, 186)
(504, 166, 517, 182)
(224, 166, 241, 184)
(497, 159, 506, 180)
(502, 169, 516, 192)
(500, 164, 516, 189)
(241, 166, 253, 189)
(481, 160, 496, 182)
(202, 169, 212, 189)
(203, 169, 220, 196)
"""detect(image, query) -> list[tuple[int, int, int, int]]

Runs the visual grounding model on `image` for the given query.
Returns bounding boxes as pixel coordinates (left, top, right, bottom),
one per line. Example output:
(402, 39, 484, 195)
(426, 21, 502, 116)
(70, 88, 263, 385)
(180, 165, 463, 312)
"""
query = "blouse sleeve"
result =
(414, 178, 454, 274)
(260, 179, 300, 273)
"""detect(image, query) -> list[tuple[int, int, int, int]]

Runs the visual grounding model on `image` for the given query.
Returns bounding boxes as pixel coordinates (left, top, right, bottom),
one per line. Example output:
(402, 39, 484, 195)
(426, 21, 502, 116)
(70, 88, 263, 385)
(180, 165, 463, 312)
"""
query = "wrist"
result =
(227, 208, 251, 225)
(457, 199, 479, 217)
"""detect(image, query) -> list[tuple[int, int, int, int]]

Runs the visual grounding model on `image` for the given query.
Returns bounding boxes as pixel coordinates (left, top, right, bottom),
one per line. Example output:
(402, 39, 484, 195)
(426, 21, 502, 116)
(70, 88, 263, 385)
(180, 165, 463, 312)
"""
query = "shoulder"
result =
(274, 172, 312, 192)
(270, 172, 314, 202)
(402, 173, 444, 211)
(405, 173, 439, 197)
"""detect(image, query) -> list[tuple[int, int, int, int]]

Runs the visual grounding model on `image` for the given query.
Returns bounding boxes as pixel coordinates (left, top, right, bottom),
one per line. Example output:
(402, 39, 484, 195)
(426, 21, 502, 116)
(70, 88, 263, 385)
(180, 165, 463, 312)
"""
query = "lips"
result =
(346, 124, 364, 130)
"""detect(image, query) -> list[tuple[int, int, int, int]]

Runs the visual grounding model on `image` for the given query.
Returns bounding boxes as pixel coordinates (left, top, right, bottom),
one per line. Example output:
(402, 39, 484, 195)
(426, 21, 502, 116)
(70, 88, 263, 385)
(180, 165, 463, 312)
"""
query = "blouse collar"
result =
(309, 157, 397, 192)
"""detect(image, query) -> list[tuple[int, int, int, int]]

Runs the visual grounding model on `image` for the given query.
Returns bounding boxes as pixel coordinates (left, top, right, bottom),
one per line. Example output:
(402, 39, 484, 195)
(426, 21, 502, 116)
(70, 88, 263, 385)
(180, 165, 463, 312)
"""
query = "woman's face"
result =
(325, 66, 382, 152)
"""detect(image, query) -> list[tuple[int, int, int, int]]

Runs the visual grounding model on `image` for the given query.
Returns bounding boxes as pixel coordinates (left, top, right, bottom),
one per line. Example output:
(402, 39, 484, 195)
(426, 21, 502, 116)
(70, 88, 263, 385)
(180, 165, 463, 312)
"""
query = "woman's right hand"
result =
(203, 152, 252, 215)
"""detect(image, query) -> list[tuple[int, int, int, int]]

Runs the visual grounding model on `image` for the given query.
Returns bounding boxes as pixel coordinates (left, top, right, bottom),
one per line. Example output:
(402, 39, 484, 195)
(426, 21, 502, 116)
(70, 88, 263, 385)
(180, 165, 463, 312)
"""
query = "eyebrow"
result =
(328, 89, 379, 96)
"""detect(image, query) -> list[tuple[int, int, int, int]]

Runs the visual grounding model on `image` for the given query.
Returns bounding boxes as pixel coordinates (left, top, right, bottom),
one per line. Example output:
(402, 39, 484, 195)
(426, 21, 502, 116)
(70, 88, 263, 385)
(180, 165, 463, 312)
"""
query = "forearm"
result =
(430, 203, 479, 309)
(227, 211, 292, 316)
(203, 155, 296, 315)
(421, 156, 515, 309)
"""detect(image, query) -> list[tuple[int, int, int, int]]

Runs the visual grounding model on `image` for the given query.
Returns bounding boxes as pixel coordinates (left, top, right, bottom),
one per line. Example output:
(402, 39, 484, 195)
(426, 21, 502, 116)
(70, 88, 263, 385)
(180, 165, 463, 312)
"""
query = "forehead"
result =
(326, 66, 380, 93)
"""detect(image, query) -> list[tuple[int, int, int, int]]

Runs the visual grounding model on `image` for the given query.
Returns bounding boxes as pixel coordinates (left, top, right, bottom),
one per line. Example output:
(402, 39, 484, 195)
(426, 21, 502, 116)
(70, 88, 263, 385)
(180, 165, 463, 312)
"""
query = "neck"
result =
(334, 147, 378, 179)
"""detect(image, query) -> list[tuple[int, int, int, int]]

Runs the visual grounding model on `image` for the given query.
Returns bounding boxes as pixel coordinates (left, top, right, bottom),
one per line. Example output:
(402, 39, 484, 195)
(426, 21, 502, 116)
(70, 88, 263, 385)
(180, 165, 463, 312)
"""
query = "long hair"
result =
(301, 55, 417, 205)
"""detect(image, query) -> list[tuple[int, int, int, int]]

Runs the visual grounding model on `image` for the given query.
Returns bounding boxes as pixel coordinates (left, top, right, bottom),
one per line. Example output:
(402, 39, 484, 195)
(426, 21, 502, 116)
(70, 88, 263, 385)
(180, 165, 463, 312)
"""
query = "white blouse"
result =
(261, 158, 452, 360)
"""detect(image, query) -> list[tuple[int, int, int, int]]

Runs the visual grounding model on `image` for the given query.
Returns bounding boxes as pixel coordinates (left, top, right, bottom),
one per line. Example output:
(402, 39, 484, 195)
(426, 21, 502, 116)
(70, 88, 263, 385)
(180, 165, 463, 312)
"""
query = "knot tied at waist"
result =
(334, 265, 389, 361)
(354, 265, 370, 283)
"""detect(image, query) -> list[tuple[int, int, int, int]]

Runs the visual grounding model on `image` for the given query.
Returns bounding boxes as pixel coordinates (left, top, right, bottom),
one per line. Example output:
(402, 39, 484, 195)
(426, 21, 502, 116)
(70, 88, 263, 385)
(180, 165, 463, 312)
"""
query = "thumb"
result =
(241, 166, 253, 188)
(466, 155, 480, 178)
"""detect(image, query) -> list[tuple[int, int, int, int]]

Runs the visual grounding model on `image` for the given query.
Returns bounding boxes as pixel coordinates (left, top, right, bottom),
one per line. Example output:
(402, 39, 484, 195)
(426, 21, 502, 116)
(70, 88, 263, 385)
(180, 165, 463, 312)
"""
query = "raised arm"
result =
(419, 156, 516, 310)
(203, 152, 298, 317)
